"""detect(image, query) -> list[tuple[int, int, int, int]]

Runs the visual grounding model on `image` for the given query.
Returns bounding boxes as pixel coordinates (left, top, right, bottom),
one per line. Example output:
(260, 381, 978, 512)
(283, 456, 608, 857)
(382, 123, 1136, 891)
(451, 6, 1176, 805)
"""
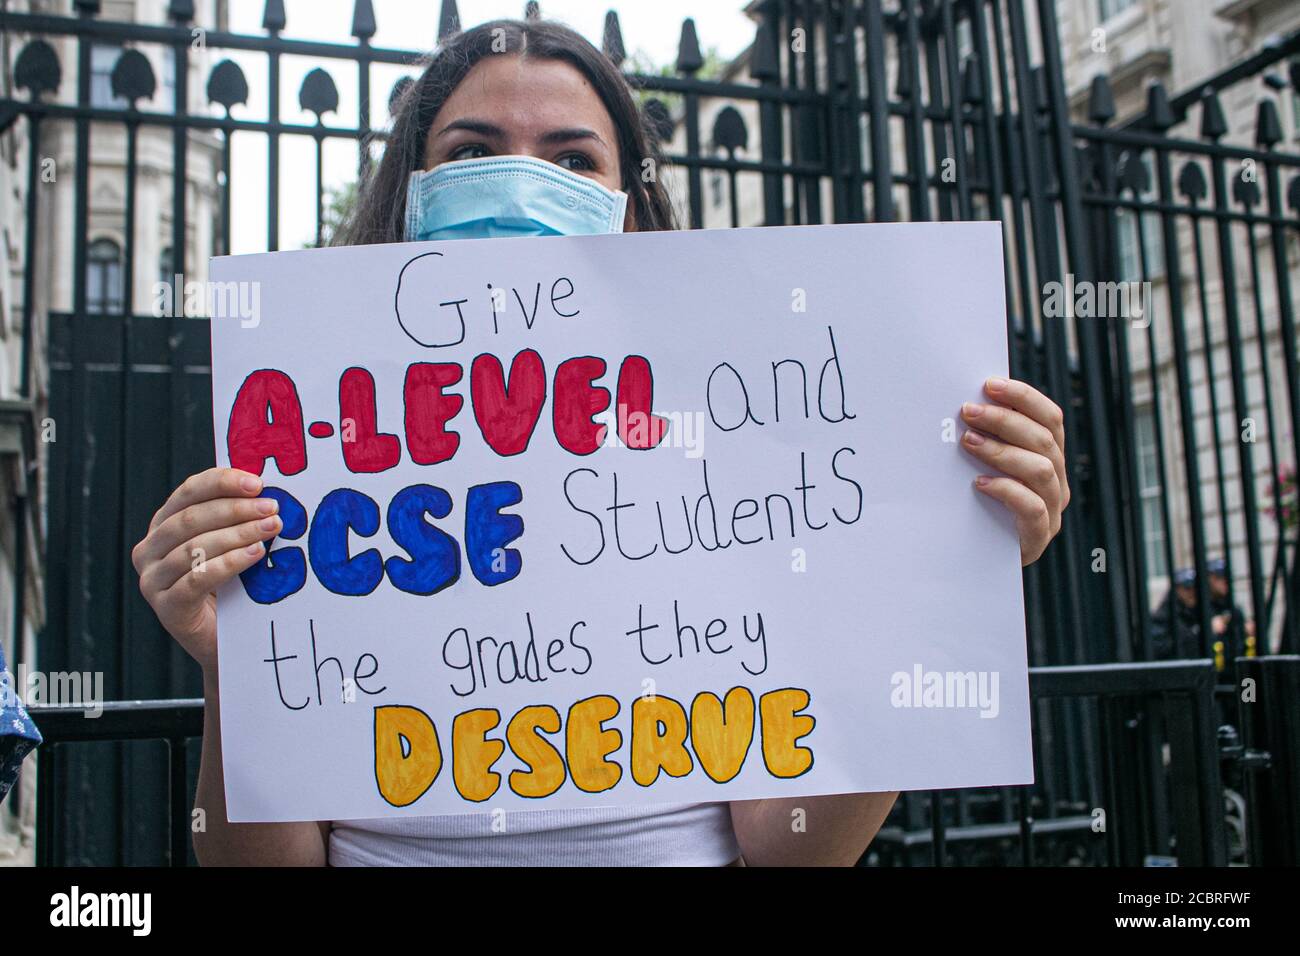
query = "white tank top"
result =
(328, 802, 740, 866)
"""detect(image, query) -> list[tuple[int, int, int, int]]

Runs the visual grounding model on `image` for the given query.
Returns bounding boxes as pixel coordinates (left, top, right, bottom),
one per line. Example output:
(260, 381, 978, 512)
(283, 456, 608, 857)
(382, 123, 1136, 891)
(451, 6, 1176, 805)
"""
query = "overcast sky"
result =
(221, 0, 756, 253)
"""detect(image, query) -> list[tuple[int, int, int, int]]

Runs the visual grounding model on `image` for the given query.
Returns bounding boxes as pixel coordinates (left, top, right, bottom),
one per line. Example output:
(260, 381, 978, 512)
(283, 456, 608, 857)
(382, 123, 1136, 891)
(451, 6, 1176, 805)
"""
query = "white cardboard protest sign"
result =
(208, 221, 1031, 823)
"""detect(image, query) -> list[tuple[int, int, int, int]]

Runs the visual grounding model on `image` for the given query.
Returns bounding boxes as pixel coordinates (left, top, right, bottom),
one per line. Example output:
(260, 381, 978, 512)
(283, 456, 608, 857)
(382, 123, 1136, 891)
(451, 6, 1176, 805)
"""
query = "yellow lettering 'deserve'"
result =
(506, 705, 566, 798)
(452, 709, 506, 802)
(373, 705, 442, 807)
(373, 687, 814, 808)
(630, 695, 693, 786)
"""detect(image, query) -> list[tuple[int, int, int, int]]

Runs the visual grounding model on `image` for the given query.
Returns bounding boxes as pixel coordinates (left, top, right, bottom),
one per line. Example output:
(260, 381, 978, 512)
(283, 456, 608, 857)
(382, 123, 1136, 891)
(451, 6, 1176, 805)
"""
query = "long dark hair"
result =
(338, 19, 676, 246)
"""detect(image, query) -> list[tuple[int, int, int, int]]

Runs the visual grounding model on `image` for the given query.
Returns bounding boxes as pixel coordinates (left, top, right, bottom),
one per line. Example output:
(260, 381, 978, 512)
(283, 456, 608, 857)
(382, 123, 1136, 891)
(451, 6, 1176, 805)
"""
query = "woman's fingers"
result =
(961, 430, 1061, 534)
(974, 475, 1053, 565)
(147, 466, 264, 534)
(961, 401, 1058, 466)
(140, 514, 283, 596)
(157, 541, 272, 611)
(961, 379, 1071, 566)
(135, 494, 279, 569)
(982, 377, 1071, 510)
(983, 377, 1064, 453)
(132, 468, 274, 669)
(961, 400, 1067, 506)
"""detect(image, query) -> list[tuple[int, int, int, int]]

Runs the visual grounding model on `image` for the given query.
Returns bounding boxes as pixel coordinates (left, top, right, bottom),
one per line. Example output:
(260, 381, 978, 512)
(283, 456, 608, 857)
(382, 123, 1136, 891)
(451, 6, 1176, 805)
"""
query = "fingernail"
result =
(259, 516, 281, 533)
(240, 475, 263, 494)
(986, 376, 1010, 391)
(975, 475, 993, 487)
(255, 497, 279, 515)
(245, 542, 265, 556)
(964, 430, 985, 446)
(962, 402, 984, 418)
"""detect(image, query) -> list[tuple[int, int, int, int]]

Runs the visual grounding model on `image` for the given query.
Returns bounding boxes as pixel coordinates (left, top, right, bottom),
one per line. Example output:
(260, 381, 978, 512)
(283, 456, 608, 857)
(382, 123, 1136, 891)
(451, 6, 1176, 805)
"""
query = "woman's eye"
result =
(555, 153, 595, 172)
(449, 144, 490, 161)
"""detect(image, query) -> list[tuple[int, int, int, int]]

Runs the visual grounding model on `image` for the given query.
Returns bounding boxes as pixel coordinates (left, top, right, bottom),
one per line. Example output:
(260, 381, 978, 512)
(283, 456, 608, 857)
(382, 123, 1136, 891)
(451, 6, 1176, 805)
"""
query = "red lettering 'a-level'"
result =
(470, 349, 547, 456)
(552, 356, 610, 455)
(226, 369, 307, 476)
(405, 362, 463, 465)
(551, 355, 668, 455)
(339, 366, 401, 473)
(615, 355, 668, 450)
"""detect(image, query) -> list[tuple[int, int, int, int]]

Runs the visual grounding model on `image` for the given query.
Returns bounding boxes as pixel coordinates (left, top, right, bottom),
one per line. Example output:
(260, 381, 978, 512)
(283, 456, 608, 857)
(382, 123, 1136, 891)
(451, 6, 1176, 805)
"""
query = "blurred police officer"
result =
(1205, 557, 1253, 663)
(1151, 567, 1202, 660)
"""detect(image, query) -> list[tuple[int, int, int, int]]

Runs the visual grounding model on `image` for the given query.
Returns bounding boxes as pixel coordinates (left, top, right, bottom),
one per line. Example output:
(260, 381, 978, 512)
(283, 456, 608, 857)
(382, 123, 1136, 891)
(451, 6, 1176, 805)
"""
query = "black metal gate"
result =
(4, 0, 1300, 865)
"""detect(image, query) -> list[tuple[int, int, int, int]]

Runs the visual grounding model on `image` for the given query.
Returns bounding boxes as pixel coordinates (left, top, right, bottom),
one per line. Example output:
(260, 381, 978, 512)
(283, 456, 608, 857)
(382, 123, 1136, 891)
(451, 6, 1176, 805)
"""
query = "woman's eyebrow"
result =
(434, 118, 505, 139)
(538, 127, 607, 147)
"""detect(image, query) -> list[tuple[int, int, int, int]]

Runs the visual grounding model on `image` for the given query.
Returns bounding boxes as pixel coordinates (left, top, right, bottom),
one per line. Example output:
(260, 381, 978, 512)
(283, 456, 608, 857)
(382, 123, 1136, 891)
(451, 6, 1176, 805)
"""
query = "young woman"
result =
(133, 19, 1069, 866)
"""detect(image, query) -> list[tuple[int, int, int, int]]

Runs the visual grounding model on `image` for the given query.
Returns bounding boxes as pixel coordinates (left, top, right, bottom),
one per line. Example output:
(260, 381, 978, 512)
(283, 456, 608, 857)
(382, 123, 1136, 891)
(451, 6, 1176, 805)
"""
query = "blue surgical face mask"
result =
(403, 154, 628, 242)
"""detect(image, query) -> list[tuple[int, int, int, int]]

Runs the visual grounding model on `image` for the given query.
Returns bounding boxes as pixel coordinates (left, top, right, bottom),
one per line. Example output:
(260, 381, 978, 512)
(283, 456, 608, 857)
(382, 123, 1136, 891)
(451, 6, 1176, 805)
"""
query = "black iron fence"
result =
(2, 0, 1299, 865)
(30, 698, 201, 868)
(28, 656, 1300, 867)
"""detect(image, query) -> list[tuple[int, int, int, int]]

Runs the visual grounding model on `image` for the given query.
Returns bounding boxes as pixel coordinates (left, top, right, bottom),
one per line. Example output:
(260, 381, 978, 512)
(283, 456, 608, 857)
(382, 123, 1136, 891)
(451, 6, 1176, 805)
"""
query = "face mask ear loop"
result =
(610, 191, 629, 233)
(403, 171, 423, 243)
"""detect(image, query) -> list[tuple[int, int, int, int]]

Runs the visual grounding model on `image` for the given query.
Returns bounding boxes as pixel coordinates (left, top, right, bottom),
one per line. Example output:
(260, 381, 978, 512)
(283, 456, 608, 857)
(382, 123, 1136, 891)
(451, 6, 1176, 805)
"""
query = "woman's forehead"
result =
(434, 55, 617, 143)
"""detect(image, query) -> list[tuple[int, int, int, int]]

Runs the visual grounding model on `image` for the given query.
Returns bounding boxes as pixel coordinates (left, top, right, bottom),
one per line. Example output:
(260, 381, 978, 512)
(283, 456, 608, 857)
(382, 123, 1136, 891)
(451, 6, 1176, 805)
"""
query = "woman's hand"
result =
(960, 377, 1070, 566)
(133, 467, 328, 866)
(132, 467, 282, 672)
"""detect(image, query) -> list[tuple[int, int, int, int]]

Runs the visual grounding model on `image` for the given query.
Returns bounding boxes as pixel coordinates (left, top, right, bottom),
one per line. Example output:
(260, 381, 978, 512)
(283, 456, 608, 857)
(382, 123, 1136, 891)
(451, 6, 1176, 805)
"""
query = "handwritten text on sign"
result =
(209, 222, 1031, 823)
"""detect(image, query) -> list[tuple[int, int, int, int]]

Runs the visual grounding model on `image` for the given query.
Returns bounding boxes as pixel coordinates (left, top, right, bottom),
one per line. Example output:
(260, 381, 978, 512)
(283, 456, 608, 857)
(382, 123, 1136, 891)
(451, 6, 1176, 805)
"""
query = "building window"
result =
(1116, 207, 1165, 282)
(1135, 408, 1167, 577)
(87, 238, 124, 314)
(956, 18, 973, 62)
(90, 44, 127, 109)
(1292, 89, 1300, 142)
(160, 46, 177, 110)
(1098, 0, 1137, 22)
(159, 246, 174, 285)
(1116, 153, 1165, 282)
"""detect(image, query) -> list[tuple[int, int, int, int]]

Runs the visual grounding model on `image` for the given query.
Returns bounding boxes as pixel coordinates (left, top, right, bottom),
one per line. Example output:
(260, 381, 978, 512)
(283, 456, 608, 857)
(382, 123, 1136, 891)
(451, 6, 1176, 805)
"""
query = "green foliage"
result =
(625, 44, 728, 114)
(308, 180, 360, 248)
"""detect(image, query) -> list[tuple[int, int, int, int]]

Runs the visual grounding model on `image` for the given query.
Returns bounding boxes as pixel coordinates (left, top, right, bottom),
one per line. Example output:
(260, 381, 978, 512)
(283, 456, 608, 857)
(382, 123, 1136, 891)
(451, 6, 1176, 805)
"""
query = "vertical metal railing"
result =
(875, 660, 1236, 867)
(1235, 656, 1300, 866)
(31, 700, 203, 867)
(32, 657, 1297, 867)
